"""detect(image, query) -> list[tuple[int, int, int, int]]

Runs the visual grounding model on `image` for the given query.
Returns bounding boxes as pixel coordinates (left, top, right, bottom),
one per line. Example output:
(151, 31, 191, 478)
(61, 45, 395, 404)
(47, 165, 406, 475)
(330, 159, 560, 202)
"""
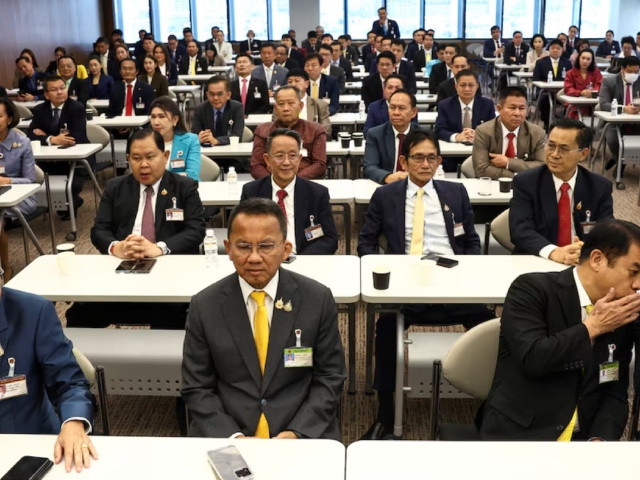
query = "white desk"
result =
(415, 93, 437, 104)
(179, 73, 215, 82)
(360, 254, 566, 437)
(532, 80, 565, 128)
(593, 111, 640, 187)
(207, 65, 233, 74)
(21, 100, 44, 109)
(417, 111, 437, 125)
(0, 435, 345, 480)
(0, 184, 46, 264)
(346, 440, 638, 479)
(87, 99, 109, 110)
(556, 93, 599, 125)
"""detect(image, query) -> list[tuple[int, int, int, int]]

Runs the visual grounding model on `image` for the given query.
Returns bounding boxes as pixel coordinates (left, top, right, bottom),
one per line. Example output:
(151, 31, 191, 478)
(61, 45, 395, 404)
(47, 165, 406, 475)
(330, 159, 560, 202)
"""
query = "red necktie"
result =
(141, 186, 155, 243)
(557, 183, 571, 247)
(505, 132, 516, 158)
(625, 83, 632, 106)
(125, 84, 133, 116)
(241, 78, 248, 110)
(396, 133, 405, 172)
(276, 189, 287, 216)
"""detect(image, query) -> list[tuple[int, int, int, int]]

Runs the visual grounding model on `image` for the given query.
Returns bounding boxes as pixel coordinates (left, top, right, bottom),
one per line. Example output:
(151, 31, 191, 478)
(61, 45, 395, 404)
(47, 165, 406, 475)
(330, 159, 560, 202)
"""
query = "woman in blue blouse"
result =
(0, 98, 36, 281)
(149, 96, 201, 180)
(86, 55, 114, 99)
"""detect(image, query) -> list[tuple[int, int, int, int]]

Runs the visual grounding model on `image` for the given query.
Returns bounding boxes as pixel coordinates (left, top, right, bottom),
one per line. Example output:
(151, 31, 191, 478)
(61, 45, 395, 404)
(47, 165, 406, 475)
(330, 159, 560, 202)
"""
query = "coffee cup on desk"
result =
(30, 141, 41, 154)
(498, 177, 512, 193)
(372, 266, 391, 290)
(85, 108, 94, 120)
(339, 132, 351, 149)
(228, 136, 240, 149)
(56, 243, 76, 276)
(352, 132, 364, 147)
(411, 258, 436, 286)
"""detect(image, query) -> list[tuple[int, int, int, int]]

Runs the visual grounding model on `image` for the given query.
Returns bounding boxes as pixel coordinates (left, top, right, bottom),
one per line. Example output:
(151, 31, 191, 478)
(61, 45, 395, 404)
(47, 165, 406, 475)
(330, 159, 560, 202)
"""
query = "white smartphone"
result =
(207, 445, 254, 480)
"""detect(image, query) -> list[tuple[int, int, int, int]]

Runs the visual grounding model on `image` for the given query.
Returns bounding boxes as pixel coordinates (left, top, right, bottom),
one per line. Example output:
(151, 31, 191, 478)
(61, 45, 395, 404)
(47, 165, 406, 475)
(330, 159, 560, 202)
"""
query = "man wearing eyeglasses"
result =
(241, 129, 337, 255)
(192, 76, 245, 147)
(358, 129, 494, 440)
(182, 197, 346, 439)
(510, 118, 613, 265)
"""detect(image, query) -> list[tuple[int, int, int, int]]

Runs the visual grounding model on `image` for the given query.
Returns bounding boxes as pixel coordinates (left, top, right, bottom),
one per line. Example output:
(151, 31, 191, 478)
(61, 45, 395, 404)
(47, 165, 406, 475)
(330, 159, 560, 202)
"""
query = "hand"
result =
(549, 236, 583, 265)
(384, 171, 408, 184)
(32, 128, 47, 137)
(580, 89, 592, 98)
(274, 431, 298, 439)
(17, 93, 35, 102)
(455, 128, 475, 143)
(119, 234, 163, 259)
(54, 420, 98, 473)
(622, 104, 639, 115)
(0, 177, 11, 186)
(489, 152, 509, 168)
(268, 89, 274, 98)
(198, 129, 216, 145)
(51, 134, 76, 146)
(584, 288, 640, 340)
(509, 56, 516, 62)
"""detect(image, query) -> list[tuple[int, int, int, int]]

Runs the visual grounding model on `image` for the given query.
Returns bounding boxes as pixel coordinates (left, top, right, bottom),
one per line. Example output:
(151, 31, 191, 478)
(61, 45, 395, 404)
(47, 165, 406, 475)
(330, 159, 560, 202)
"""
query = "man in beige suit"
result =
(472, 86, 545, 179)
(284, 69, 331, 136)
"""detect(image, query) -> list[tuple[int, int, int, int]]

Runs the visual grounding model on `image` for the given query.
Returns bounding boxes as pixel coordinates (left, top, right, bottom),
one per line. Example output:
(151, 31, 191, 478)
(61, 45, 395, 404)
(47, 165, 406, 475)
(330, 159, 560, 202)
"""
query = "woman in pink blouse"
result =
(563, 49, 603, 119)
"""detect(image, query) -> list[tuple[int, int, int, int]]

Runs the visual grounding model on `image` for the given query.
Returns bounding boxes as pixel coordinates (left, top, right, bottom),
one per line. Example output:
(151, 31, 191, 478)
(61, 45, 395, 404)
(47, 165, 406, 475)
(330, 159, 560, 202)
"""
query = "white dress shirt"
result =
(539, 168, 578, 259)
(450, 98, 475, 142)
(263, 64, 274, 86)
(271, 176, 297, 254)
(217, 41, 233, 61)
(238, 271, 280, 333)
(121, 79, 137, 116)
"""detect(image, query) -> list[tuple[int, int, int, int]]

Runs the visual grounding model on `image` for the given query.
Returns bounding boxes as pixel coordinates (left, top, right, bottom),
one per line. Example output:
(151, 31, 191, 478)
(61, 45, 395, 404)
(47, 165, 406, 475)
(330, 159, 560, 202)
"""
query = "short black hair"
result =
(265, 127, 302, 152)
(54, 46, 67, 55)
(606, 30, 614, 36)
(182, 27, 192, 34)
(235, 53, 254, 64)
(281, 33, 292, 41)
(143, 33, 155, 41)
(318, 44, 332, 54)
(451, 54, 469, 65)
(126, 128, 164, 155)
(389, 88, 417, 108)
(383, 73, 404, 87)
(307, 31, 317, 39)
(168, 34, 178, 41)
(57, 55, 76, 66)
(286, 69, 309, 81)
(0, 97, 19, 129)
(96, 36, 109, 45)
(550, 118, 594, 149)
(321, 33, 333, 40)
(444, 43, 459, 53)
(331, 40, 343, 50)
(401, 130, 441, 158)
(455, 69, 478, 82)
(490, 25, 500, 32)
(228, 198, 287, 241)
(621, 36, 636, 48)
(498, 86, 527, 103)
(376, 51, 396, 64)
(44, 75, 65, 90)
(530, 34, 547, 50)
(260, 42, 276, 52)
(513, 30, 523, 37)
(112, 28, 123, 36)
(620, 56, 640, 68)
(390, 39, 405, 49)
(548, 39, 564, 49)
(579, 219, 640, 265)
(205, 75, 230, 91)
(304, 52, 323, 65)
(120, 57, 137, 70)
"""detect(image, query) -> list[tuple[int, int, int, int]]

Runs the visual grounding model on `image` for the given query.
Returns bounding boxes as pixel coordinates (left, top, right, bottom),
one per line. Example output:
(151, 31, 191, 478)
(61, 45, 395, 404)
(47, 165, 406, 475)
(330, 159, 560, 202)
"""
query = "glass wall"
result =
(580, 0, 614, 38)
(270, 0, 291, 39)
(543, 0, 578, 38)
(114, 0, 151, 43)
(319, 0, 345, 37)
(192, 0, 228, 41)
(154, 0, 191, 41)
(347, 0, 374, 39)
(424, 0, 459, 38)
(464, 0, 498, 39)
(387, 0, 421, 39)
(230, 0, 268, 39)
(502, 0, 536, 38)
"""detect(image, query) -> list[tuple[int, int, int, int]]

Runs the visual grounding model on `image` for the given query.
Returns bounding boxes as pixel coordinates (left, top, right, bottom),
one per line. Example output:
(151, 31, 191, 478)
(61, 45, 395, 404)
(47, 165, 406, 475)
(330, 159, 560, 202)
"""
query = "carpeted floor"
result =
(5, 142, 640, 443)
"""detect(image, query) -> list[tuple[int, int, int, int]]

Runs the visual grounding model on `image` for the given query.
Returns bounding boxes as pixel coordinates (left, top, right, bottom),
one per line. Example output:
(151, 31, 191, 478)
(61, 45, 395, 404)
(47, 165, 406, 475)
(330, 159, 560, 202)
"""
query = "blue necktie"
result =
(214, 110, 223, 138)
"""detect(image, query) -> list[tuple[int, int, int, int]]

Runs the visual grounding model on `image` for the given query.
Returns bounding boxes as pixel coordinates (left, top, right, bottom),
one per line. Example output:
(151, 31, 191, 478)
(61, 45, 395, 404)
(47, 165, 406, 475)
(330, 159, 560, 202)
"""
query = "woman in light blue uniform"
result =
(149, 96, 200, 180)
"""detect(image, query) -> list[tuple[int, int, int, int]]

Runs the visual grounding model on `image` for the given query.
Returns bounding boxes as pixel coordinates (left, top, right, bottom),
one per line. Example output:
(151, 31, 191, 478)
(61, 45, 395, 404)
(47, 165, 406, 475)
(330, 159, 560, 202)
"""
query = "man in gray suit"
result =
(252, 42, 289, 96)
(286, 69, 331, 136)
(181, 198, 346, 439)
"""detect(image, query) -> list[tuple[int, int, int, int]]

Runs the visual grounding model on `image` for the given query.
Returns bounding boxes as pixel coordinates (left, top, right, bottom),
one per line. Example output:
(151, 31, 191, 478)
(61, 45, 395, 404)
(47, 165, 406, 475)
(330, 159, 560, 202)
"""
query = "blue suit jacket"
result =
(363, 122, 425, 184)
(363, 99, 419, 137)
(357, 178, 480, 256)
(169, 131, 201, 181)
(85, 74, 115, 100)
(0, 288, 93, 434)
(483, 38, 505, 58)
(510, 165, 614, 255)
(240, 176, 338, 255)
(371, 19, 400, 39)
(307, 74, 340, 115)
(435, 95, 496, 142)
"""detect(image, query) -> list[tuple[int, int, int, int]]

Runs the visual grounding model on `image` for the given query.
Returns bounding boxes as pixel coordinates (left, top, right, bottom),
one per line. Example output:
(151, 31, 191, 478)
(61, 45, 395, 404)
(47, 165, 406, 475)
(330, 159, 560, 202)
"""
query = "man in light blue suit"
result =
(252, 43, 289, 95)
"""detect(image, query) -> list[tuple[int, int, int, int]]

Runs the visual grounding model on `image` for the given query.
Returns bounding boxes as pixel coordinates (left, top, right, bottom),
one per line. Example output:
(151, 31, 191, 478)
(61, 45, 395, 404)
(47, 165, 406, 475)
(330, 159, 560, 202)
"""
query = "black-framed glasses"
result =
(408, 154, 439, 165)
(545, 142, 582, 156)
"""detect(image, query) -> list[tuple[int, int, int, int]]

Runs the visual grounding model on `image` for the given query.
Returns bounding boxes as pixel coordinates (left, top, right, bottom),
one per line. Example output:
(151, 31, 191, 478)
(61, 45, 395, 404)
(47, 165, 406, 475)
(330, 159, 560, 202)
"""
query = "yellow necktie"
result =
(190, 59, 196, 75)
(312, 81, 319, 99)
(552, 61, 558, 78)
(251, 290, 270, 438)
(426, 51, 431, 62)
(410, 188, 425, 255)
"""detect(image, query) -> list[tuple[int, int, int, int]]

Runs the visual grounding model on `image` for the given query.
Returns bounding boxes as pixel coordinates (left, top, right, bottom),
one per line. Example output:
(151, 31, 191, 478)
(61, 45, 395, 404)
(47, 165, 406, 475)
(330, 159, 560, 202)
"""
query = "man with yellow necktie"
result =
(358, 130, 494, 440)
(181, 198, 345, 439)
(479, 219, 640, 440)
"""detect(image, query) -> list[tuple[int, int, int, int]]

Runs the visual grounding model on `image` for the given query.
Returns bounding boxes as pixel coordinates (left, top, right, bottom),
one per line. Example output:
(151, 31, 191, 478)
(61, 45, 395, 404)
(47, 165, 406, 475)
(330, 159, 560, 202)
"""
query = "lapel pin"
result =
(576, 201, 582, 211)
(161, 188, 168, 196)
(444, 204, 450, 212)
(275, 298, 284, 309)
(284, 300, 292, 312)
(177, 150, 184, 157)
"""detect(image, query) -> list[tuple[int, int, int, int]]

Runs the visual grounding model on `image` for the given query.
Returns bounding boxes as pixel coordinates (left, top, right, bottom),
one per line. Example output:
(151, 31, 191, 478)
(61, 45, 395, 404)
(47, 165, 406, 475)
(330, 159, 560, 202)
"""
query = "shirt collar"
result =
(392, 124, 411, 136)
(238, 270, 280, 306)
(407, 177, 435, 197)
(551, 165, 578, 192)
(214, 103, 227, 115)
(500, 120, 520, 139)
(138, 176, 162, 197)
(572, 267, 592, 310)
(458, 97, 474, 109)
(270, 175, 296, 194)
(124, 78, 137, 88)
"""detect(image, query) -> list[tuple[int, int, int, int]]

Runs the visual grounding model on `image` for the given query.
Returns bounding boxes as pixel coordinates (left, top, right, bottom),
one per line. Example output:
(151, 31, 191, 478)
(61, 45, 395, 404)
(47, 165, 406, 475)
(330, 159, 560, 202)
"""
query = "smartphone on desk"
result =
(115, 258, 156, 274)
(0, 185, 12, 196)
(422, 253, 459, 268)
(207, 446, 254, 480)
(1, 455, 53, 480)
(57, 145, 72, 149)
(282, 255, 296, 264)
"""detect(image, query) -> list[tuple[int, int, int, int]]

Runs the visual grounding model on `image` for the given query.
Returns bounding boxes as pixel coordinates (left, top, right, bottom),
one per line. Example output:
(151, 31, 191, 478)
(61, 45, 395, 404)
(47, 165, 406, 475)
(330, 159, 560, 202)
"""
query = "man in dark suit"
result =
(412, 32, 436, 72)
(56, 55, 89, 106)
(596, 30, 621, 59)
(318, 45, 346, 93)
(192, 76, 245, 146)
(361, 51, 397, 108)
(281, 34, 303, 65)
(510, 119, 614, 265)
(252, 43, 289, 94)
(436, 55, 481, 104)
(301, 31, 319, 54)
(478, 219, 640, 440)
(203, 26, 219, 54)
(178, 40, 208, 75)
(338, 34, 359, 64)
(134, 29, 147, 59)
(388, 39, 417, 94)
(405, 29, 426, 65)
(181, 197, 345, 439)
(231, 54, 270, 115)
(483, 25, 505, 59)
(372, 7, 400, 39)
(275, 44, 300, 70)
(428, 44, 458, 94)
(304, 53, 339, 115)
(136, 34, 156, 71)
(93, 36, 119, 78)
(180, 27, 201, 56)
(472, 86, 545, 179)
(329, 41, 354, 80)
(364, 90, 424, 184)
(533, 39, 573, 130)
(167, 35, 187, 65)
(567, 25, 580, 50)
(504, 31, 529, 65)
(107, 58, 155, 117)
(239, 29, 262, 54)
(363, 74, 415, 136)
(241, 129, 337, 255)
(359, 130, 493, 440)
(286, 70, 332, 137)
(361, 31, 377, 64)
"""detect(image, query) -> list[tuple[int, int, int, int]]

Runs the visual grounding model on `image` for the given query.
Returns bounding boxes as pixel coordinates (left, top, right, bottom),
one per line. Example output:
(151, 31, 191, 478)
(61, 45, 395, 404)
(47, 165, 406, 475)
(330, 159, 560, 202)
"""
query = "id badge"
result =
(136, 102, 145, 110)
(165, 196, 184, 221)
(453, 222, 465, 237)
(0, 166, 5, 175)
(170, 159, 186, 170)
(581, 210, 595, 235)
(304, 215, 324, 241)
(0, 375, 28, 400)
(599, 343, 619, 384)
(254, 89, 261, 99)
(284, 329, 313, 367)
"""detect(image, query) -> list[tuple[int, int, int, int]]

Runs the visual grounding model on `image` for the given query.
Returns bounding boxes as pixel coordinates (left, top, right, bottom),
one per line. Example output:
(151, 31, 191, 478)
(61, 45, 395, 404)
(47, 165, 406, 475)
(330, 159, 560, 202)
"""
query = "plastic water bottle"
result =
(204, 228, 218, 266)
(561, 67, 566, 79)
(227, 166, 238, 194)
(611, 98, 618, 116)
(358, 100, 366, 119)
(547, 71, 553, 83)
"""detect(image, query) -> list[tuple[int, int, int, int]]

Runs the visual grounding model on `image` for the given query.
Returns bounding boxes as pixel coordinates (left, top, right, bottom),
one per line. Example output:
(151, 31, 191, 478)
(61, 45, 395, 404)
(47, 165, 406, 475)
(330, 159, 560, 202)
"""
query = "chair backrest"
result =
(86, 123, 110, 149)
(72, 348, 96, 386)
(460, 155, 475, 178)
(34, 164, 45, 185)
(442, 318, 501, 399)
(177, 77, 187, 85)
(14, 103, 32, 120)
(13, 128, 27, 137)
(200, 154, 221, 181)
(490, 208, 514, 252)
(241, 126, 254, 143)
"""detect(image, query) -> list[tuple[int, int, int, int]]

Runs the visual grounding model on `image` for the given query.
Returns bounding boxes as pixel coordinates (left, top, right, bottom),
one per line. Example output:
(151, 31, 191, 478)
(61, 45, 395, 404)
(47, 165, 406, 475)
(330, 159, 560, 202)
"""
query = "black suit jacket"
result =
(412, 48, 436, 72)
(334, 57, 353, 80)
(510, 165, 614, 255)
(27, 99, 88, 145)
(168, 45, 188, 64)
(361, 74, 384, 108)
(357, 178, 480, 256)
(178, 56, 208, 75)
(478, 268, 633, 440)
(239, 38, 262, 54)
(67, 77, 89, 106)
(361, 45, 375, 63)
(231, 77, 270, 114)
(532, 56, 573, 82)
(91, 171, 205, 254)
(307, 74, 339, 115)
(504, 42, 529, 65)
(18, 71, 47, 100)
(107, 81, 155, 117)
(428, 61, 450, 94)
(435, 78, 484, 104)
(240, 176, 338, 255)
(191, 99, 245, 144)
(277, 59, 300, 70)
(371, 19, 400, 39)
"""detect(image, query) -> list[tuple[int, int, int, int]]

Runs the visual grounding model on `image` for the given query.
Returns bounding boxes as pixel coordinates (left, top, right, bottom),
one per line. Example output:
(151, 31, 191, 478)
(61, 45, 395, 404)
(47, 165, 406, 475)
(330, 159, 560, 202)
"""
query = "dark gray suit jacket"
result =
(191, 99, 245, 145)
(181, 269, 346, 439)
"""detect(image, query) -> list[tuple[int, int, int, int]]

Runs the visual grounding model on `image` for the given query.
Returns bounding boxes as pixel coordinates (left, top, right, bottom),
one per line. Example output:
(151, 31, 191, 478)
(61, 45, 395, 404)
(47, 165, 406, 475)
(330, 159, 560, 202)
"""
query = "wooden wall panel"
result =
(0, 0, 107, 88)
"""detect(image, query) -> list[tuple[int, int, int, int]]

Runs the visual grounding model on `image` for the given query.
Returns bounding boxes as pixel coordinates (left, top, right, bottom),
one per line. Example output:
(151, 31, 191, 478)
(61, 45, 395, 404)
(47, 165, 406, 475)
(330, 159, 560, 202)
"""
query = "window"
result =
(230, 0, 268, 40)
(114, 0, 151, 43)
(192, 0, 228, 41)
(543, 0, 578, 38)
(347, 0, 374, 39)
(464, 0, 497, 38)
(270, 0, 291, 39)
(319, 0, 345, 37)
(424, 0, 460, 38)
(502, 0, 536, 38)
(580, 0, 614, 38)
(154, 0, 191, 41)
(387, 0, 421, 39)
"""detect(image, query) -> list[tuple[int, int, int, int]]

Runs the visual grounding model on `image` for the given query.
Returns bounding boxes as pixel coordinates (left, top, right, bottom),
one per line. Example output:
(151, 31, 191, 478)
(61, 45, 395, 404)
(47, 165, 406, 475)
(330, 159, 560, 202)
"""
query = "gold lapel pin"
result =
(161, 188, 168, 196)
(576, 201, 582, 211)
(275, 298, 284, 309)
(284, 301, 292, 312)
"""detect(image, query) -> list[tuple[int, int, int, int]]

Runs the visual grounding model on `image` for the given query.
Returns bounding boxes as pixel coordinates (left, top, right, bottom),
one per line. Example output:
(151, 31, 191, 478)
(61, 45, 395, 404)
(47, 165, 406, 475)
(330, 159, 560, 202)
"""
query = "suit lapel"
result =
(394, 179, 408, 250)
(573, 167, 587, 236)
(384, 123, 396, 171)
(433, 181, 455, 246)
(516, 122, 530, 158)
(554, 268, 582, 328)
(494, 118, 504, 155)
(540, 168, 559, 242)
(154, 172, 172, 232)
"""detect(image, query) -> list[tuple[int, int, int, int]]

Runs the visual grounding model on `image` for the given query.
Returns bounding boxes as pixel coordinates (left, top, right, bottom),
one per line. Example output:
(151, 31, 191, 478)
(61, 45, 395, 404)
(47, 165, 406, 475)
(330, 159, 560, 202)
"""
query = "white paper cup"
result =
(412, 258, 436, 286)
(478, 177, 492, 196)
(229, 136, 240, 149)
(57, 251, 76, 276)
(56, 243, 75, 253)
(30, 141, 41, 154)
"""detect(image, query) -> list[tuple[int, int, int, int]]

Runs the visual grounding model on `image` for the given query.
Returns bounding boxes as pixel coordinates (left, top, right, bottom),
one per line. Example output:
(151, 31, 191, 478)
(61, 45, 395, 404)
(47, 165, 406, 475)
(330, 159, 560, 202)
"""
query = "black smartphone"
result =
(57, 145, 72, 149)
(1, 456, 53, 480)
(0, 185, 11, 196)
(282, 255, 296, 264)
(421, 253, 459, 268)
(115, 259, 157, 274)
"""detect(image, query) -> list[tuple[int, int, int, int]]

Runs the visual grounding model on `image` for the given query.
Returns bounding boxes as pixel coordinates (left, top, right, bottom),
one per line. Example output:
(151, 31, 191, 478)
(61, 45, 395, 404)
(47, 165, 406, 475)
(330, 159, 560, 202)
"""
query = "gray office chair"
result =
(490, 208, 514, 252)
(460, 156, 475, 178)
(72, 348, 111, 435)
(200, 154, 221, 182)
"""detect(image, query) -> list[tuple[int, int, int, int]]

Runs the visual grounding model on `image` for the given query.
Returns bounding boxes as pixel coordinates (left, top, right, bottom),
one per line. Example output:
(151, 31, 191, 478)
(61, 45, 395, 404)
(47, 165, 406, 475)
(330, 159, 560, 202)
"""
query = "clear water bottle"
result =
(227, 166, 238, 194)
(561, 67, 566, 79)
(204, 228, 218, 266)
(547, 71, 553, 83)
(358, 100, 366, 119)
(611, 98, 618, 116)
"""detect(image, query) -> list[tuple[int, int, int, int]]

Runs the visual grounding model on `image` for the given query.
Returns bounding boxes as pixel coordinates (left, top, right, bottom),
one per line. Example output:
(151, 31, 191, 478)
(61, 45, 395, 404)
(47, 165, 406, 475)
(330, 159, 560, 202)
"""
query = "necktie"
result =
(410, 188, 425, 255)
(276, 189, 287, 216)
(265, 66, 273, 87)
(214, 110, 223, 138)
(52, 107, 61, 130)
(505, 132, 516, 158)
(125, 84, 133, 116)
(141, 186, 155, 243)
(250, 290, 270, 438)
(447, 68, 452, 80)
(311, 81, 319, 99)
(552, 60, 558, 78)
(516, 46, 520, 58)
(557, 183, 571, 247)
(462, 106, 471, 129)
(190, 58, 196, 75)
(557, 408, 578, 441)
(426, 50, 431, 62)
(625, 83, 632, 106)
(395, 133, 405, 172)
(241, 78, 248, 110)
(101, 55, 108, 75)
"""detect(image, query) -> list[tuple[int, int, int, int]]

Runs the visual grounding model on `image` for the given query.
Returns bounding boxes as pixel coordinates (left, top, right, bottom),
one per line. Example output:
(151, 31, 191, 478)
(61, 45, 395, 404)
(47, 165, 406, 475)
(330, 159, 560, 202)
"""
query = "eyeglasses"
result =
(270, 153, 300, 162)
(408, 154, 439, 165)
(545, 142, 583, 156)
(231, 242, 281, 256)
